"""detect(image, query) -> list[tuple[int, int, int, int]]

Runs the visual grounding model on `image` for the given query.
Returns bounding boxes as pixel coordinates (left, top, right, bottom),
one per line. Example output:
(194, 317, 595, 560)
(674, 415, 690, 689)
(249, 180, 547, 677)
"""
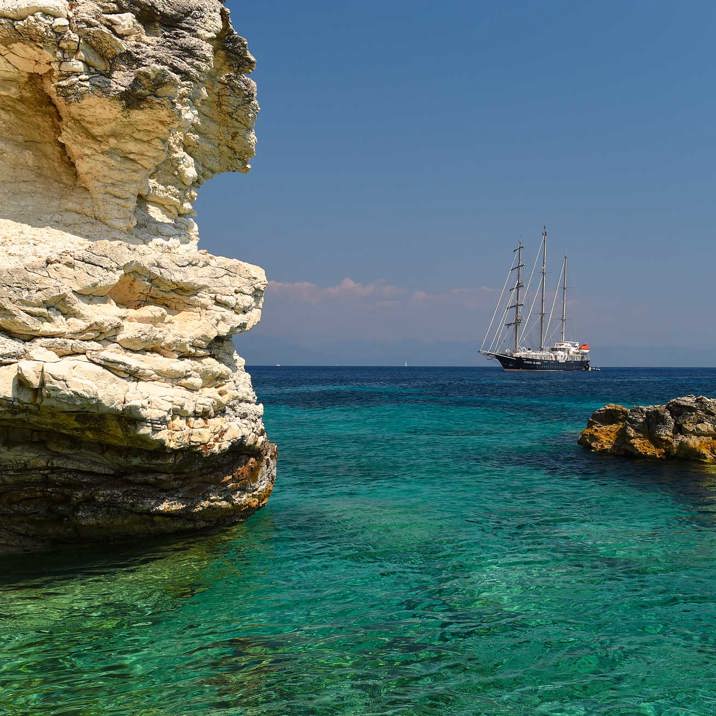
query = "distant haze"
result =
(202, 1, 716, 367)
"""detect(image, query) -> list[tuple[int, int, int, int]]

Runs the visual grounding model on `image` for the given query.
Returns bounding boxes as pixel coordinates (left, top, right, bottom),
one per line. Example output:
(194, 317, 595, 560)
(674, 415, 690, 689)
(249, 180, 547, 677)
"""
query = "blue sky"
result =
(199, 1, 716, 365)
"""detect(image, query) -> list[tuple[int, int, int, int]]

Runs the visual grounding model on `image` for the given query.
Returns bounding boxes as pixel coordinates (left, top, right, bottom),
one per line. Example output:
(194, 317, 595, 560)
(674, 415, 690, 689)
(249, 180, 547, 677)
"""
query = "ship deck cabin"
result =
(514, 341, 590, 362)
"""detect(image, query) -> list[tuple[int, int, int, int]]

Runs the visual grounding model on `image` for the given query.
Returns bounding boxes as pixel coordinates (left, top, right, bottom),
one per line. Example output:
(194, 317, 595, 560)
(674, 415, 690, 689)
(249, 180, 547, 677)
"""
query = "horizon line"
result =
(246, 364, 716, 369)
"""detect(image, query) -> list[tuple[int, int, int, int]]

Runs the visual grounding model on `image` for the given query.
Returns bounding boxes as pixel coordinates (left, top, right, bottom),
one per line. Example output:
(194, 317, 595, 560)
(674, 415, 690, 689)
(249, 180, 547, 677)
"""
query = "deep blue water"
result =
(1, 367, 716, 714)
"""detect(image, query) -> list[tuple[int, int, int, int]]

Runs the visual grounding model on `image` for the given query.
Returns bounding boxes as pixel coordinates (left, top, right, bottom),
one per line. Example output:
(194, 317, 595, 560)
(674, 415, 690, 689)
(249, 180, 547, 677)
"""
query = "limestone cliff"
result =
(579, 396, 716, 463)
(0, 0, 276, 552)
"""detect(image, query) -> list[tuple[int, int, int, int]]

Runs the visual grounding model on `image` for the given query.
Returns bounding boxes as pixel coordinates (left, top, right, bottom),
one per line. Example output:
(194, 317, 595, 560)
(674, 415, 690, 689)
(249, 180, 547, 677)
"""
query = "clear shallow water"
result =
(2, 367, 716, 714)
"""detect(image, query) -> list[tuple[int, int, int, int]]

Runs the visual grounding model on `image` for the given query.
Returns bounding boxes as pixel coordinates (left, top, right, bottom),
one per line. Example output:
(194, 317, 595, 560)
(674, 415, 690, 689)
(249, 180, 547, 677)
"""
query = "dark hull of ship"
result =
(495, 355, 590, 371)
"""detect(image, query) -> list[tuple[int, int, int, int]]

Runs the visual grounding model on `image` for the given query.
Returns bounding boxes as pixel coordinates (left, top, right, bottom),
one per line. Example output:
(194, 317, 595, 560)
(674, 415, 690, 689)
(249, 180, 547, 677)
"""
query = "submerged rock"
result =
(579, 396, 716, 463)
(0, 0, 276, 552)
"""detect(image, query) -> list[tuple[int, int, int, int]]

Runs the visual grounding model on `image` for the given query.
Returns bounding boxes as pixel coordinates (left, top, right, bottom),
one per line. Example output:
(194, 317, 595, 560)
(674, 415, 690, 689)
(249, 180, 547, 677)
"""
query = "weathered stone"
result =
(0, 0, 275, 553)
(0, 0, 257, 242)
(0, 1, 68, 21)
(51, 16, 68, 31)
(579, 396, 716, 463)
(59, 58, 85, 72)
(102, 12, 143, 38)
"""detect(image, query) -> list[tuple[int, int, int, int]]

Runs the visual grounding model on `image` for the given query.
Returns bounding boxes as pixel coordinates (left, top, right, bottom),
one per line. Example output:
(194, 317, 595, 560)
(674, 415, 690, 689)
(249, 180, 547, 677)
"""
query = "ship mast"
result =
(560, 255, 567, 342)
(539, 227, 547, 351)
(506, 242, 524, 352)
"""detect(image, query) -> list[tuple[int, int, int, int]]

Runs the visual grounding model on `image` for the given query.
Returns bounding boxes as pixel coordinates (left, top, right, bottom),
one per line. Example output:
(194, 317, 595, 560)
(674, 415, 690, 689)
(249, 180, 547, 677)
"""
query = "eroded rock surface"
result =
(579, 396, 716, 463)
(0, 0, 275, 552)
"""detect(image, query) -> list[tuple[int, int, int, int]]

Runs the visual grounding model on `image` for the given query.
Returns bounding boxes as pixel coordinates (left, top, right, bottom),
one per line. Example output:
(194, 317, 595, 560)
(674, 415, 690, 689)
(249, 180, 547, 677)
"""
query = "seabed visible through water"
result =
(2, 367, 716, 715)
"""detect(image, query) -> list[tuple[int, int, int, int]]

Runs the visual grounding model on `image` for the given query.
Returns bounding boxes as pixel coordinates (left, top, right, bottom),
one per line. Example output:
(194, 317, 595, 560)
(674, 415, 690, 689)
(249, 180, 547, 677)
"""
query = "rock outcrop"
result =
(0, 0, 276, 552)
(579, 396, 716, 462)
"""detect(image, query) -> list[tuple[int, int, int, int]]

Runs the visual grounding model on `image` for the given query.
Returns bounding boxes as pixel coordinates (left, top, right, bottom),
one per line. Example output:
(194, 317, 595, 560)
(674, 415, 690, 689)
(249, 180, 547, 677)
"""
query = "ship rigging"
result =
(480, 228, 591, 371)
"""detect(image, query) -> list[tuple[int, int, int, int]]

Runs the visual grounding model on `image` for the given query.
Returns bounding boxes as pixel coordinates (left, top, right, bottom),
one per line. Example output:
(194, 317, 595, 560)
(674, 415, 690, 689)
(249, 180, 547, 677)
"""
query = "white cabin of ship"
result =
(513, 344, 588, 363)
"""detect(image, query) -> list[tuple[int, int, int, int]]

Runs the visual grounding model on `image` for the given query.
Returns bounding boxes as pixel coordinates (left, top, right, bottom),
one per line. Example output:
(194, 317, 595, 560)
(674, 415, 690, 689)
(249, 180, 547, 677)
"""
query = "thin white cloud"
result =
(270, 278, 407, 303)
(259, 278, 499, 343)
(245, 278, 716, 363)
(269, 278, 494, 307)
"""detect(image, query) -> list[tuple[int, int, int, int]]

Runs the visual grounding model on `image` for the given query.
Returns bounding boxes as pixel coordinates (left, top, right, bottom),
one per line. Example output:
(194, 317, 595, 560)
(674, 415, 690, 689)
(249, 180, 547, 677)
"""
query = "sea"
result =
(1, 366, 716, 715)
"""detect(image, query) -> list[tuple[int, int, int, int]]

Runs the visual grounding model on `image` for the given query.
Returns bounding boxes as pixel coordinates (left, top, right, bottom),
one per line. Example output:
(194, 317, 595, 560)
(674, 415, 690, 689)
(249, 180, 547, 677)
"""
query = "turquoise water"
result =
(2, 367, 716, 715)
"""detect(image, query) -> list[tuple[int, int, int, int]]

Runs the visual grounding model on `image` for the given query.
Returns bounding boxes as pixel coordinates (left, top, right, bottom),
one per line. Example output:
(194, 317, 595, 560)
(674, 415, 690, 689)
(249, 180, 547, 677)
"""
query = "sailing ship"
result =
(480, 228, 591, 371)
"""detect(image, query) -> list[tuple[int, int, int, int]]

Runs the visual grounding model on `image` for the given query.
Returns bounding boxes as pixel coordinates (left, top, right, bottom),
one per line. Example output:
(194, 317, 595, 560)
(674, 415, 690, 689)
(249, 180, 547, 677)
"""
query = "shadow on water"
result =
(0, 511, 291, 715)
(0, 512, 277, 590)
(574, 449, 716, 523)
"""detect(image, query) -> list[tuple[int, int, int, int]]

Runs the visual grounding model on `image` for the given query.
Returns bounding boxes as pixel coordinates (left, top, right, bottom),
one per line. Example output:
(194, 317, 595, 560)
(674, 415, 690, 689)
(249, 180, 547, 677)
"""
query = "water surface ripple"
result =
(2, 367, 716, 714)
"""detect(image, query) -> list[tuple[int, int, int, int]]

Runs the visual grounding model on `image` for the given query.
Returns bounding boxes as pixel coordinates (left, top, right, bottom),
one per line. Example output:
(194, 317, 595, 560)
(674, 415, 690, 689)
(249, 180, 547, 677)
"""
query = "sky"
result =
(199, 1, 716, 366)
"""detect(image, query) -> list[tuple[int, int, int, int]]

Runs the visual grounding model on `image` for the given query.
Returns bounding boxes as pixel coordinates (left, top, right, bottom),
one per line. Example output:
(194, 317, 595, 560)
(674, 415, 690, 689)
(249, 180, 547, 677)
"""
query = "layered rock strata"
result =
(0, 0, 276, 552)
(579, 396, 716, 463)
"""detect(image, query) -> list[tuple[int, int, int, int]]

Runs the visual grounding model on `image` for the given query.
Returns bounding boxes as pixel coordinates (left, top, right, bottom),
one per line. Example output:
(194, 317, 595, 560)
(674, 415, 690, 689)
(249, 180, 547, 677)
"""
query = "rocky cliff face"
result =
(0, 0, 276, 552)
(579, 396, 716, 463)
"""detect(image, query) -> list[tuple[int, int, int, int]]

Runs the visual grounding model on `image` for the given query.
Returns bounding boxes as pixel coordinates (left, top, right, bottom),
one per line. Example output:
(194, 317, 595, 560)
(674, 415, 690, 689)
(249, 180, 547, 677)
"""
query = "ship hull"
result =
(494, 355, 590, 371)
